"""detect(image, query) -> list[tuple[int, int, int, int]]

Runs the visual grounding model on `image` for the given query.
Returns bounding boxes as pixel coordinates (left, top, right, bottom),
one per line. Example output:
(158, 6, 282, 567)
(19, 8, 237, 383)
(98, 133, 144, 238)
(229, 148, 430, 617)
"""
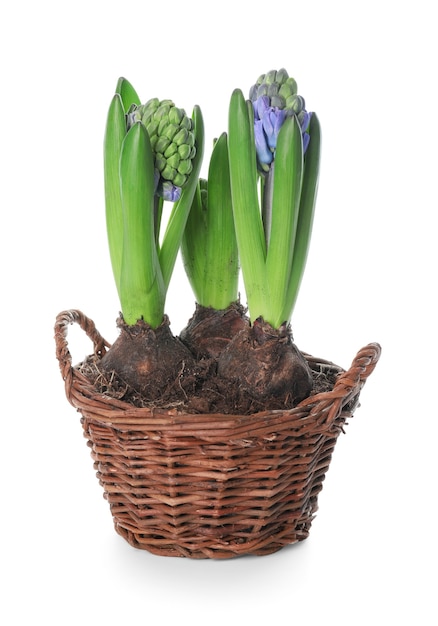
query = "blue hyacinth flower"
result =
(252, 95, 312, 173)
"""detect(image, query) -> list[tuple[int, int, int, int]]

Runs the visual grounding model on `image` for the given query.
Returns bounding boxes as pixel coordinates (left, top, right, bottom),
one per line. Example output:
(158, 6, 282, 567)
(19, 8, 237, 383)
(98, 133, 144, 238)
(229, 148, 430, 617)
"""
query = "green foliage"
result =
(181, 133, 239, 310)
(102, 72, 320, 329)
(228, 89, 320, 326)
(103, 78, 204, 327)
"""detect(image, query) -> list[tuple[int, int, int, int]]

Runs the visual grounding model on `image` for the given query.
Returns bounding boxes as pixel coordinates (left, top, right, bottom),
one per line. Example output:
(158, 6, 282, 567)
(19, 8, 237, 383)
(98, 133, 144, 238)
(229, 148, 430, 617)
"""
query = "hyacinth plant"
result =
(214, 69, 321, 406)
(229, 68, 321, 329)
(179, 133, 249, 359)
(97, 77, 205, 398)
(103, 77, 204, 327)
(181, 133, 238, 312)
(174, 68, 321, 408)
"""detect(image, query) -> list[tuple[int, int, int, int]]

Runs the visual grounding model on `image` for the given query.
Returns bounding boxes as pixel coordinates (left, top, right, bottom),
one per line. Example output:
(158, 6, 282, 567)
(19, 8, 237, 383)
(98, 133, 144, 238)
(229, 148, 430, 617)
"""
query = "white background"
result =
(2, 1, 437, 623)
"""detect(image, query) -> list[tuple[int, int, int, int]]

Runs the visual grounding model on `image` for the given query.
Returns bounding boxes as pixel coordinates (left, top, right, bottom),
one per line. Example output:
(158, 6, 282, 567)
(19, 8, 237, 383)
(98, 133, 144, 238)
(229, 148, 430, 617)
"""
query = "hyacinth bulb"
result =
(128, 98, 196, 201)
(249, 68, 312, 172)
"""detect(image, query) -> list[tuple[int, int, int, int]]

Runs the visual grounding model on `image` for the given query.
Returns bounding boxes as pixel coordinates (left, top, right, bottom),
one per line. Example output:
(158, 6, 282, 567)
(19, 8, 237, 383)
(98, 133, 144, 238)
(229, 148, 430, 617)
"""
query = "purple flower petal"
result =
(262, 111, 275, 144)
(263, 108, 286, 149)
(158, 180, 182, 202)
(254, 119, 273, 167)
(253, 95, 270, 121)
(302, 132, 310, 154)
(299, 111, 311, 133)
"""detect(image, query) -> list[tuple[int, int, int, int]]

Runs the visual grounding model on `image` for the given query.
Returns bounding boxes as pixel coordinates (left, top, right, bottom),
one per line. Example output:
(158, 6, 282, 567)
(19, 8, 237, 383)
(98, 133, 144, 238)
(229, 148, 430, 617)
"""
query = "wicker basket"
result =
(55, 309, 381, 559)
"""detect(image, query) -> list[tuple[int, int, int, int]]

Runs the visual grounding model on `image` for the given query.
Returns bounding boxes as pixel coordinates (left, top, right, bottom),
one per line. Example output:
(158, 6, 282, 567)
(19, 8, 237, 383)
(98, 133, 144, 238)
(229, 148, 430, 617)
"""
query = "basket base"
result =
(113, 516, 315, 559)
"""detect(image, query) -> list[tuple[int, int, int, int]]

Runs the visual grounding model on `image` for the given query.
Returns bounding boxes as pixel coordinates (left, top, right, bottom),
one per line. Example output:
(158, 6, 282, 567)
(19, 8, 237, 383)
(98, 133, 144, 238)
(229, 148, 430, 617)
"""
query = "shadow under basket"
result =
(55, 309, 381, 559)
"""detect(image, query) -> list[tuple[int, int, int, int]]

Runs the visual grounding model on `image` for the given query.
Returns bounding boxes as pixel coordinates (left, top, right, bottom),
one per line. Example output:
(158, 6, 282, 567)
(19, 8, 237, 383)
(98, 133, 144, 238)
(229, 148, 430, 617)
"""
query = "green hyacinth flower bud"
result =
(128, 98, 197, 201)
(249, 69, 302, 115)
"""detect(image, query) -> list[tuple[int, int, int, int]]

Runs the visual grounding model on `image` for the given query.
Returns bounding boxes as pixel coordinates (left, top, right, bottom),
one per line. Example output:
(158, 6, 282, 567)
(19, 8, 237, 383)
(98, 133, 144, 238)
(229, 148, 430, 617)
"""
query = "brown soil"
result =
(79, 308, 341, 415)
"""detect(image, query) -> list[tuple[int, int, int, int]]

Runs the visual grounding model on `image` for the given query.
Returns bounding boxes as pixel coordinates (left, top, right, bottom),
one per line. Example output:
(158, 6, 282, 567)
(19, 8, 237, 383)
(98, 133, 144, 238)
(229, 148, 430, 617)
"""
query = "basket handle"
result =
(54, 310, 111, 388)
(300, 342, 382, 428)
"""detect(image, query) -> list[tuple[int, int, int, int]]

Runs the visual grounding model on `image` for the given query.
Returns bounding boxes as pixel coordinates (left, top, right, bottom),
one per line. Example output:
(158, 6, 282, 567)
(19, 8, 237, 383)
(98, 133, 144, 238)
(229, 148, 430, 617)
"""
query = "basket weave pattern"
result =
(55, 310, 380, 559)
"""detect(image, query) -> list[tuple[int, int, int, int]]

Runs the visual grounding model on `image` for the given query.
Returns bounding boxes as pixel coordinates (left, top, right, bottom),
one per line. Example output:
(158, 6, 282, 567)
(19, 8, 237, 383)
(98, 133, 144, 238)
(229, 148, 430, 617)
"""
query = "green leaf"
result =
(115, 77, 141, 113)
(182, 133, 239, 310)
(228, 89, 267, 321)
(203, 132, 239, 309)
(180, 179, 205, 303)
(265, 115, 303, 327)
(119, 122, 165, 327)
(159, 105, 205, 291)
(104, 93, 126, 295)
(283, 113, 321, 320)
